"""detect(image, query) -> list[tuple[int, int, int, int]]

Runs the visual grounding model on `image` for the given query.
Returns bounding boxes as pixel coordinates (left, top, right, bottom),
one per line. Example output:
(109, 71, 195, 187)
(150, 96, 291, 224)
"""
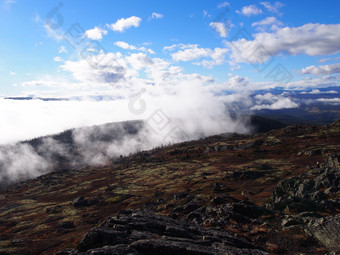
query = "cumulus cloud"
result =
(85, 27, 108, 40)
(169, 44, 228, 68)
(61, 52, 128, 85)
(227, 23, 340, 64)
(108, 16, 142, 32)
(194, 48, 229, 68)
(251, 93, 299, 110)
(115, 41, 136, 50)
(209, 21, 231, 38)
(226, 75, 250, 89)
(300, 63, 340, 75)
(236, 5, 263, 16)
(171, 44, 211, 62)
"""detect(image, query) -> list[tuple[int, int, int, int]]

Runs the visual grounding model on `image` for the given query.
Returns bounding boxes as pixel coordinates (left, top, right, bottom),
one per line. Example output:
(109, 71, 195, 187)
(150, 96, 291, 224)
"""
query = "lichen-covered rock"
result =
(57, 210, 268, 255)
(306, 215, 340, 251)
(272, 155, 340, 213)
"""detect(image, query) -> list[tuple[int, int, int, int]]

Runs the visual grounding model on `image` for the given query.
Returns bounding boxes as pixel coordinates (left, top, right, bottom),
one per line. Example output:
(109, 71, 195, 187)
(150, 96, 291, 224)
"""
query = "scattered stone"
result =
(46, 205, 63, 214)
(73, 197, 99, 207)
(281, 217, 300, 228)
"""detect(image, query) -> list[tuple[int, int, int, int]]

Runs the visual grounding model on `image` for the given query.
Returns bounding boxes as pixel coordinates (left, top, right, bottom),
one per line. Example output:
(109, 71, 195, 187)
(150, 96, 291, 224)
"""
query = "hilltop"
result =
(0, 119, 340, 254)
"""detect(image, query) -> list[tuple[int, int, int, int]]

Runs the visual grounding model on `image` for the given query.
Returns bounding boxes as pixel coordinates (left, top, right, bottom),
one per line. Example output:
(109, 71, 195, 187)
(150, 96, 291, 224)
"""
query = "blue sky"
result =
(1, 0, 340, 144)
(2, 0, 340, 187)
(1, 0, 340, 97)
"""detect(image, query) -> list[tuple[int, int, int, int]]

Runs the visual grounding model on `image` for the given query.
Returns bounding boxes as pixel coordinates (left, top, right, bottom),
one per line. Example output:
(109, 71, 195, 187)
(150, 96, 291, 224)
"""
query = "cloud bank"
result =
(228, 23, 340, 64)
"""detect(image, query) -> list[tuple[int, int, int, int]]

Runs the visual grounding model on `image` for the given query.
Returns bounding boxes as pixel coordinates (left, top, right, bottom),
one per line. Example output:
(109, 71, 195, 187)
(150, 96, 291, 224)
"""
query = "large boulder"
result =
(57, 210, 269, 255)
(306, 215, 340, 251)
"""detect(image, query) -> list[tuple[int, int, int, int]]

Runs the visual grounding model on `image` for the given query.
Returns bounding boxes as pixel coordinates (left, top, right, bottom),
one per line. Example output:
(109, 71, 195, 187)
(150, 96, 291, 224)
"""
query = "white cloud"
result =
(252, 16, 283, 30)
(151, 12, 163, 19)
(171, 44, 211, 62)
(300, 89, 338, 94)
(0, 143, 49, 184)
(251, 98, 298, 110)
(194, 48, 229, 68)
(115, 41, 136, 50)
(209, 22, 230, 38)
(0, 99, 143, 144)
(53, 56, 62, 62)
(163, 44, 179, 52)
(317, 98, 340, 104)
(85, 27, 108, 40)
(1, 51, 251, 148)
(61, 52, 128, 85)
(251, 93, 298, 110)
(260, 2, 284, 14)
(58, 46, 68, 53)
(108, 16, 142, 32)
(227, 23, 340, 64)
(10, 71, 16, 76)
(285, 74, 340, 90)
(126, 53, 154, 70)
(227, 75, 250, 89)
(0, 73, 252, 185)
(236, 5, 263, 16)
(114, 41, 155, 54)
(217, 2, 230, 8)
(170, 44, 229, 68)
(59, 50, 185, 87)
(300, 63, 340, 75)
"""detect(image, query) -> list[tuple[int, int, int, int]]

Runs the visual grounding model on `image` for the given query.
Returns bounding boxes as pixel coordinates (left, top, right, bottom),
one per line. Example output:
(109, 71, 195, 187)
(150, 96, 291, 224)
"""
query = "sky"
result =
(0, 0, 340, 144)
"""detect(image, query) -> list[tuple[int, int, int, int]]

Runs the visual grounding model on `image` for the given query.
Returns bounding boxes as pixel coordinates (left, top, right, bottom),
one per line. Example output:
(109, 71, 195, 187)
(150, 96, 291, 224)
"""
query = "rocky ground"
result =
(1, 121, 340, 254)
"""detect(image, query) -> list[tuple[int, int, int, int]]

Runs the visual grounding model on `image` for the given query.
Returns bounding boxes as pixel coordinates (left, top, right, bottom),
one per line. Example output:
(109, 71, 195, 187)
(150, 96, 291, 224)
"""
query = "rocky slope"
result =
(58, 154, 340, 254)
(1, 121, 340, 254)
